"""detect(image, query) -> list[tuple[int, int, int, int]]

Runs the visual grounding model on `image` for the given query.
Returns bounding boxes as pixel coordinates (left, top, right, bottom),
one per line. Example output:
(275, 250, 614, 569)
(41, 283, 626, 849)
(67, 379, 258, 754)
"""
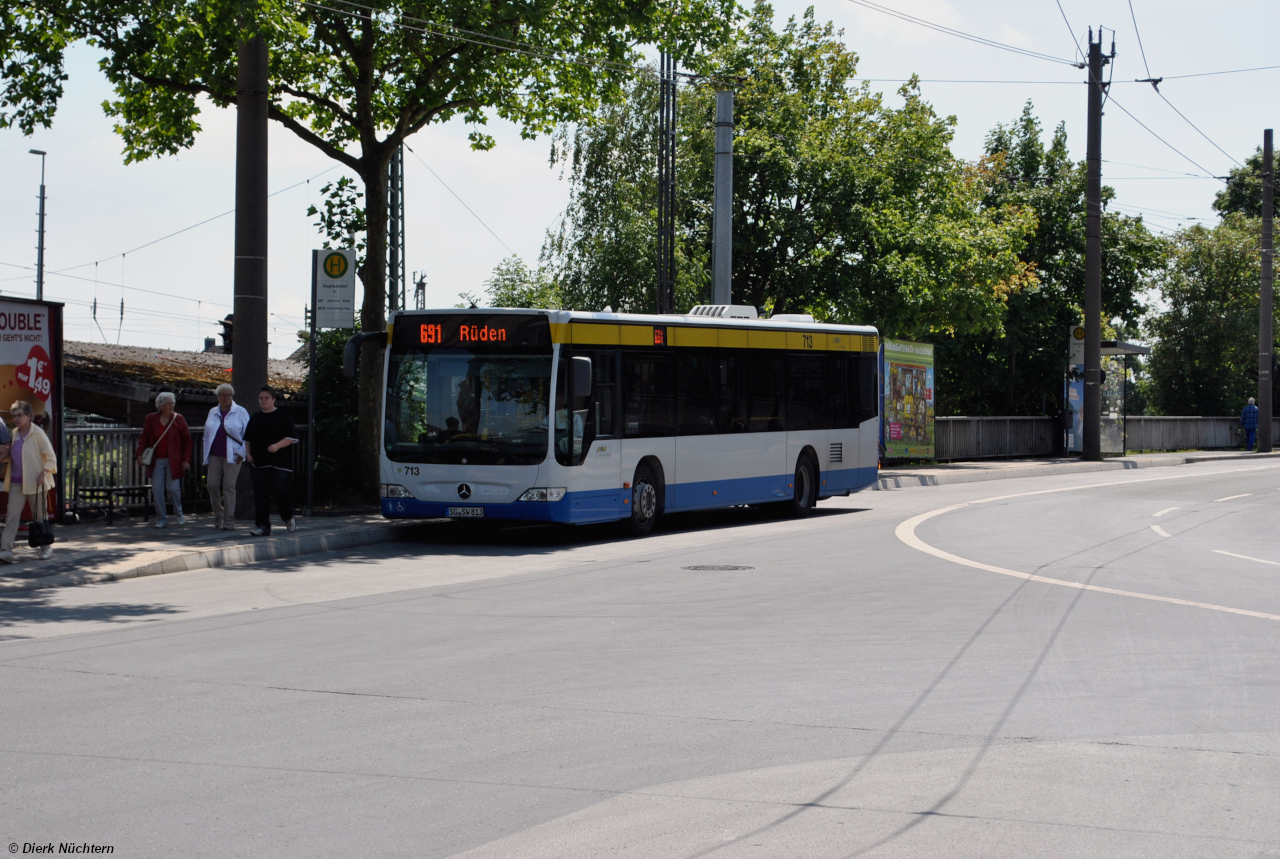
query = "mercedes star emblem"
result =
(457, 483, 472, 500)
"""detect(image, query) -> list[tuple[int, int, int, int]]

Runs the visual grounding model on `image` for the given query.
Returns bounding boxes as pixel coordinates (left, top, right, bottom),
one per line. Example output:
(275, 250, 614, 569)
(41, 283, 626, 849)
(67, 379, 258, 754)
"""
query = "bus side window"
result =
(676, 353, 717, 435)
(718, 355, 744, 433)
(622, 353, 674, 437)
(744, 352, 786, 432)
(592, 350, 617, 437)
(786, 353, 829, 431)
(856, 353, 878, 424)
(827, 354, 854, 429)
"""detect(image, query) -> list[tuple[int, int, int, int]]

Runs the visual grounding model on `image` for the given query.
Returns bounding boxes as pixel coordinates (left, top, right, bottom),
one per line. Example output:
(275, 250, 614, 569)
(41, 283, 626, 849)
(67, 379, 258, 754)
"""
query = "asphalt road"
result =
(1, 460, 1278, 858)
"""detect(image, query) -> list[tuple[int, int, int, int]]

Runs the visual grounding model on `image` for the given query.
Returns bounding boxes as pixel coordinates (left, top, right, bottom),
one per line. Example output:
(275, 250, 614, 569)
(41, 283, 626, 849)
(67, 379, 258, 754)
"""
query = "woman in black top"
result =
(244, 386, 298, 536)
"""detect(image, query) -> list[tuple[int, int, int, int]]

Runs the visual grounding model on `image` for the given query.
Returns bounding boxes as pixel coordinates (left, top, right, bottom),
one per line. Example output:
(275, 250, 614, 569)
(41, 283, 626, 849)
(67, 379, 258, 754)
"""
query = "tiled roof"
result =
(64, 341, 306, 398)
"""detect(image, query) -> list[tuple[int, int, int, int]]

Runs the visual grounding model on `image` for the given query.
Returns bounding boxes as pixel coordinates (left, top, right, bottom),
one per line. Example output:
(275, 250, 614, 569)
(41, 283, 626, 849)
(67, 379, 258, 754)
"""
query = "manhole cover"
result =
(682, 565, 754, 571)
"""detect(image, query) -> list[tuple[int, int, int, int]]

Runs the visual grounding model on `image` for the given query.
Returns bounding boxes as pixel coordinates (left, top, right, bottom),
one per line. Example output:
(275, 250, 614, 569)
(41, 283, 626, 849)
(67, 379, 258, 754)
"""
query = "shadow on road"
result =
(0, 587, 184, 640)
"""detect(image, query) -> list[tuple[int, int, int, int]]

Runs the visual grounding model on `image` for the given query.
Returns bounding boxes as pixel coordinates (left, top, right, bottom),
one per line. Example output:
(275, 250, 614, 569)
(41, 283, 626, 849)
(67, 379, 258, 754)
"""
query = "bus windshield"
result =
(385, 350, 552, 465)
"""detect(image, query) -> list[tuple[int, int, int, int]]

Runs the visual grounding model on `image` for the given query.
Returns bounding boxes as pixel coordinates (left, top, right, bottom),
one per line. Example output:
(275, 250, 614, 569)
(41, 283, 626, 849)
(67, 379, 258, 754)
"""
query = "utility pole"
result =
(29, 149, 46, 301)
(711, 90, 734, 306)
(1082, 29, 1111, 461)
(387, 145, 405, 314)
(656, 53, 677, 314)
(1259, 128, 1274, 452)
(233, 35, 269, 415)
(232, 35, 269, 520)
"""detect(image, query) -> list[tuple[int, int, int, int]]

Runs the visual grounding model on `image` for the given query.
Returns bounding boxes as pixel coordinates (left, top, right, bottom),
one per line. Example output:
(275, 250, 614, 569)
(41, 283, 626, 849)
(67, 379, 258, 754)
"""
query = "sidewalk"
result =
(877, 450, 1280, 490)
(0, 511, 424, 593)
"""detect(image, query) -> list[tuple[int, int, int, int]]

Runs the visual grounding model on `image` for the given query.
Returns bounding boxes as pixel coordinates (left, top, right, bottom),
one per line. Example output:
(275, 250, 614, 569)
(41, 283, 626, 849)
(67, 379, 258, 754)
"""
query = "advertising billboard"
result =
(883, 339, 935, 459)
(0, 298, 65, 520)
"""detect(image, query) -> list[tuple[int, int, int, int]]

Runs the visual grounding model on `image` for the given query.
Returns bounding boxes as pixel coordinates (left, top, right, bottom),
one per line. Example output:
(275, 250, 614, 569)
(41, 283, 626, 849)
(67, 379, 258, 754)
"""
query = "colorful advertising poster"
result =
(883, 339, 935, 459)
(0, 299, 65, 520)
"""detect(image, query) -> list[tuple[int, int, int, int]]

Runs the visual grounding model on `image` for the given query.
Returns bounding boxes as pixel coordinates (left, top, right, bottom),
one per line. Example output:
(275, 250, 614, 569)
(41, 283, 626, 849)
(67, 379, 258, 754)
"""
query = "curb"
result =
(0, 521, 428, 593)
(876, 452, 1280, 490)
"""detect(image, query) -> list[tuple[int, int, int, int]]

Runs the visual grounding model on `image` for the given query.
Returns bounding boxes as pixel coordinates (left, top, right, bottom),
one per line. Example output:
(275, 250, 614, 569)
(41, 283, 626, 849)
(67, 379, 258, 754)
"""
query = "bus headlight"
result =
(518, 487, 566, 502)
(381, 484, 413, 498)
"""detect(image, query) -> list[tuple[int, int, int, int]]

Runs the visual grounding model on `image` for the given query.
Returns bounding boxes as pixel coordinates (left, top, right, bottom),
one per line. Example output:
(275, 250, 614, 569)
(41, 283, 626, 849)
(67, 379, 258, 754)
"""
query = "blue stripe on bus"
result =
(381, 466, 877, 525)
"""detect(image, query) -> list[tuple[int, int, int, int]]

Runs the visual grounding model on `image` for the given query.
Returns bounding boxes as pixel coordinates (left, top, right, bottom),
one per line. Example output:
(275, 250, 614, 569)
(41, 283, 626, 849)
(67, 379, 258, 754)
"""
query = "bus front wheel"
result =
(628, 463, 663, 537)
(784, 453, 818, 518)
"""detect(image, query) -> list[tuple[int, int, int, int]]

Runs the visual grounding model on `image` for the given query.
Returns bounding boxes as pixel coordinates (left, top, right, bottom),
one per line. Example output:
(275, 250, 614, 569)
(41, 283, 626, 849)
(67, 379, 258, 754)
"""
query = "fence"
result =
(934, 416, 1056, 460)
(1123, 416, 1241, 451)
(64, 425, 310, 517)
(930, 415, 1247, 460)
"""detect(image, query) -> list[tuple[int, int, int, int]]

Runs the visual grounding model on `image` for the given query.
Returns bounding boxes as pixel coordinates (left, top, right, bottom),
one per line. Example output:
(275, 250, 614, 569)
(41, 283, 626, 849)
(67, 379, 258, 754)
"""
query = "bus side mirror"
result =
(343, 332, 385, 379)
(570, 356, 593, 399)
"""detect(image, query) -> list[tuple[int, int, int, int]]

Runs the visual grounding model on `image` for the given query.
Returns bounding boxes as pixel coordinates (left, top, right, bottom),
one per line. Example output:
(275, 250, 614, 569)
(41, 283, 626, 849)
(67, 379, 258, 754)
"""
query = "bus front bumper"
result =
(380, 490, 626, 525)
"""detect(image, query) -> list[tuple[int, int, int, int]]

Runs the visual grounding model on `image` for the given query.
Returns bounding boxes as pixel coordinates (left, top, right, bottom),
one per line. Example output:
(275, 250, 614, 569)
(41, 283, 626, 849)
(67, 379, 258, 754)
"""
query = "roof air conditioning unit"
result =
(689, 305, 758, 319)
(769, 314, 815, 323)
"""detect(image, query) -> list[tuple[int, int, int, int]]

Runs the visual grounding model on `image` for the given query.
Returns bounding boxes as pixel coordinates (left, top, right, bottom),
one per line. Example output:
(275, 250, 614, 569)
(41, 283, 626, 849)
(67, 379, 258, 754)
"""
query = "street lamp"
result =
(29, 149, 46, 301)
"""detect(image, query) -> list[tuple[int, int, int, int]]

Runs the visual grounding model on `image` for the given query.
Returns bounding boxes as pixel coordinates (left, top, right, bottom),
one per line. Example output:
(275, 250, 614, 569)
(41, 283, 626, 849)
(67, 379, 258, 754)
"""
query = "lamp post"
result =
(29, 149, 46, 301)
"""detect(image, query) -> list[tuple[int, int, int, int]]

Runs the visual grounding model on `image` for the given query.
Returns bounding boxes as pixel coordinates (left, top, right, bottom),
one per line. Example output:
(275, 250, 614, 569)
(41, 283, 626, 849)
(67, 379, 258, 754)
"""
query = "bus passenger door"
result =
(567, 350, 624, 522)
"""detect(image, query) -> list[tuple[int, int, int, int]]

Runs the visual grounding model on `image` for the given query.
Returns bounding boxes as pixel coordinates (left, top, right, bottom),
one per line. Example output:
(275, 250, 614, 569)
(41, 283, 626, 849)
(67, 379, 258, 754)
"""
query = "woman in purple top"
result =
(203, 383, 250, 530)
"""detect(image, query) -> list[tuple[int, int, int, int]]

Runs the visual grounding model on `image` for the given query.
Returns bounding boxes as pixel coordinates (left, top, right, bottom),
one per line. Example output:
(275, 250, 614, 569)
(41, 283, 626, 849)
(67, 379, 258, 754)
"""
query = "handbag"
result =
(28, 489, 54, 548)
(140, 416, 175, 466)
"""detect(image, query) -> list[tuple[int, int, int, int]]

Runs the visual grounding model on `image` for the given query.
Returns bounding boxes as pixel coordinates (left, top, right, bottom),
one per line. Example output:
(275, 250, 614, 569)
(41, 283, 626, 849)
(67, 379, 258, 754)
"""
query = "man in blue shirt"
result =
(1240, 397, 1259, 451)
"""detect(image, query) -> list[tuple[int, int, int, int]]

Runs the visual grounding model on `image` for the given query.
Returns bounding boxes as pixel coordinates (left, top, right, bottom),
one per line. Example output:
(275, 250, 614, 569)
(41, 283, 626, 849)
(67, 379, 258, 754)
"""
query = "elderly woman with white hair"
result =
(203, 383, 250, 530)
(134, 391, 193, 528)
(0, 400, 57, 563)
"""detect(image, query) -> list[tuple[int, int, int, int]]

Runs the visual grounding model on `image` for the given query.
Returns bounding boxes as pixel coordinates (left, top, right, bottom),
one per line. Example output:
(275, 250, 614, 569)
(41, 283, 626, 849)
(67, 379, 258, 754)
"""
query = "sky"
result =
(1, 0, 1275, 358)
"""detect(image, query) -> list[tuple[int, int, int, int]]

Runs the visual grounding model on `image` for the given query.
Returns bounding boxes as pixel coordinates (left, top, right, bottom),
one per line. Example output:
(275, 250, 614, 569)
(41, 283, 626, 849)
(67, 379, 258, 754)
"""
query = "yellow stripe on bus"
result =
(550, 321, 877, 352)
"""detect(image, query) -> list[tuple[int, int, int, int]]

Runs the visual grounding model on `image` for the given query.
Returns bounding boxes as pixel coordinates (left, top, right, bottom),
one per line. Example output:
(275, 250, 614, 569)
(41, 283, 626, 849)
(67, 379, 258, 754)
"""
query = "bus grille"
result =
(830, 443, 843, 464)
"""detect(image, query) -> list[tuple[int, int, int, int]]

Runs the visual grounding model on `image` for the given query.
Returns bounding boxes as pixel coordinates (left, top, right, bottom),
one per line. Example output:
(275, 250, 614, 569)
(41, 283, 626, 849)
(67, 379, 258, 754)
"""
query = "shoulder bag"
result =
(28, 489, 54, 548)
(140, 416, 175, 467)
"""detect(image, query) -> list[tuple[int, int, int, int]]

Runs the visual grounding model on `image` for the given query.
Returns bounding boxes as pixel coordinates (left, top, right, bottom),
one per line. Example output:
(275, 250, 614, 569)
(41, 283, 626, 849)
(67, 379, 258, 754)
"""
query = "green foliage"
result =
(1214, 147, 1279, 219)
(1143, 214, 1275, 416)
(306, 176, 367, 269)
(473, 255, 562, 309)
(933, 101, 1164, 416)
(298, 323, 361, 504)
(543, 1, 1037, 341)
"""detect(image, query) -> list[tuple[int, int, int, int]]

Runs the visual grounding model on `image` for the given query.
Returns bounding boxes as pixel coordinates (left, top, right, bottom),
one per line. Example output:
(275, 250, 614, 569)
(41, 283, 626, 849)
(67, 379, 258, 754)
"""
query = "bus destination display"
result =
(394, 313, 551, 352)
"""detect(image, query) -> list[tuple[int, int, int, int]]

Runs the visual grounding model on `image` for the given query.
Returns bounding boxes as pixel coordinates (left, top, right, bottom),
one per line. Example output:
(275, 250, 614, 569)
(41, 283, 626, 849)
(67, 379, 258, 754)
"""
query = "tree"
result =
(933, 102, 1164, 416)
(1214, 146, 1280, 219)
(3, 0, 733, 492)
(543, 0, 1038, 340)
(463, 254, 560, 308)
(1144, 214, 1276, 416)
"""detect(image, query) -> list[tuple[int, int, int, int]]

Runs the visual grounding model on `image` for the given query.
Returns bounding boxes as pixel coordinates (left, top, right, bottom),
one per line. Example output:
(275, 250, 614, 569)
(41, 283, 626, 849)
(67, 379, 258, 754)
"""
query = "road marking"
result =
(1213, 550, 1280, 568)
(1153, 506, 1179, 517)
(895, 463, 1280, 623)
(1214, 493, 1252, 502)
(1150, 525, 1171, 538)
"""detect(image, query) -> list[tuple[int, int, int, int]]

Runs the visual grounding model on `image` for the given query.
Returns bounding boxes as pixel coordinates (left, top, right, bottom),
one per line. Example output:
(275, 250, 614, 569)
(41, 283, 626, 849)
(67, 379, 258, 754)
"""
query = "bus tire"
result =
(785, 452, 819, 518)
(627, 462, 663, 537)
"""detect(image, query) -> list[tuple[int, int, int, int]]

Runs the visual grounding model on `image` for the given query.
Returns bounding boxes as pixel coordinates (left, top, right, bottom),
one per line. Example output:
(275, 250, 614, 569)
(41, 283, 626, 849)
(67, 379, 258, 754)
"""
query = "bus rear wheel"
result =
(784, 453, 818, 518)
(627, 463, 662, 537)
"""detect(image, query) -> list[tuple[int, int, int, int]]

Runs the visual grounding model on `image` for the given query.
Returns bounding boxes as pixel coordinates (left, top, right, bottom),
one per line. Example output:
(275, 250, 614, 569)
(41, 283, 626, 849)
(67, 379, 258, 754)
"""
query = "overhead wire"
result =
(1124, 1, 1242, 170)
(840, 0, 1080, 67)
(402, 143, 515, 254)
(53, 166, 338, 276)
(1051, 0, 1085, 64)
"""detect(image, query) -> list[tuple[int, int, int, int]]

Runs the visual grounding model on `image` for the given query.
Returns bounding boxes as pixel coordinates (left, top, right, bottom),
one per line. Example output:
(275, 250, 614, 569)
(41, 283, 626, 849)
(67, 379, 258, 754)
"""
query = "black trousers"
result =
(249, 465, 294, 531)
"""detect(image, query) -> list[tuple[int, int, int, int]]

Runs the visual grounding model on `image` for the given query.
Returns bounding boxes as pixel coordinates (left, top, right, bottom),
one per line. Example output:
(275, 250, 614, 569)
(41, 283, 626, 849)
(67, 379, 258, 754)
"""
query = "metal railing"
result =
(935, 416, 1056, 460)
(929, 415, 1248, 460)
(1123, 416, 1242, 451)
(64, 425, 309, 517)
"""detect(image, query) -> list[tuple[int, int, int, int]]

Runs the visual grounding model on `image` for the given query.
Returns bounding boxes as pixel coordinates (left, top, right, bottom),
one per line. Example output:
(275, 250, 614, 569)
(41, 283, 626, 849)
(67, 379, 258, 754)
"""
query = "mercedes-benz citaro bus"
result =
(379, 305, 880, 536)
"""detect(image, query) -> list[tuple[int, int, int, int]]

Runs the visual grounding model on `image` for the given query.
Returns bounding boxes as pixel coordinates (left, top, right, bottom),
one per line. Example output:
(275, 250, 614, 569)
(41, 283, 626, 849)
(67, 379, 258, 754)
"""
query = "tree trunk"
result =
(358, 158, 388, 498)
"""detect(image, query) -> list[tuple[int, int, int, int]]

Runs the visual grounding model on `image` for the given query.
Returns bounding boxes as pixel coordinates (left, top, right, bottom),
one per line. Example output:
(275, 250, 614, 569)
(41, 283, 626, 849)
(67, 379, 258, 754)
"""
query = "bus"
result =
(379, 306, 880, 535)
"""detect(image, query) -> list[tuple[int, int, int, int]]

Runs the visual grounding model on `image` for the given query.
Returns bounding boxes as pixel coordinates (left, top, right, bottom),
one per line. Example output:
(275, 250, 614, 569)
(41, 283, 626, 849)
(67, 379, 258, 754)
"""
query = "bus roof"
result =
(393, 307, 878, 337)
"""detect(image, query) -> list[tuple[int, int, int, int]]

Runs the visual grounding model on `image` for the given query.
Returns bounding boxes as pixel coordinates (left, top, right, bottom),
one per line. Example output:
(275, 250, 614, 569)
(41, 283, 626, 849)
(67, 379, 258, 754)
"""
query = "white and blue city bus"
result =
(379, 306, 880, 535)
